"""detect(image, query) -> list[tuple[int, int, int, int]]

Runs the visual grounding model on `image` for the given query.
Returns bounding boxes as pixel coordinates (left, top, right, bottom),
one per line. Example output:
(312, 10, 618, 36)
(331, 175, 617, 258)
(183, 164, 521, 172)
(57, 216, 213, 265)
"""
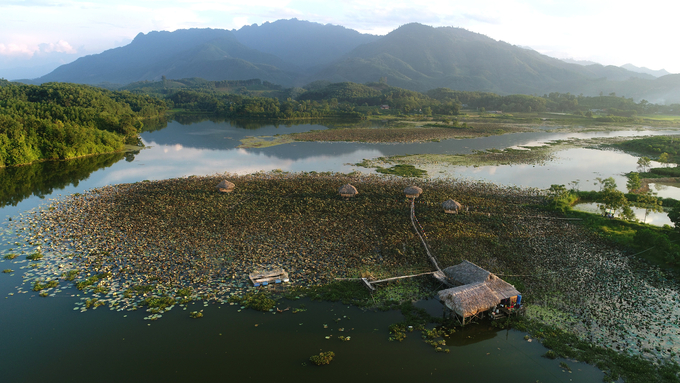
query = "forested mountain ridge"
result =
(22, 20, 680, 103)
(232, 18, 380, 70)
(36, 28, 300, 86)
(311, 23, 659, 94)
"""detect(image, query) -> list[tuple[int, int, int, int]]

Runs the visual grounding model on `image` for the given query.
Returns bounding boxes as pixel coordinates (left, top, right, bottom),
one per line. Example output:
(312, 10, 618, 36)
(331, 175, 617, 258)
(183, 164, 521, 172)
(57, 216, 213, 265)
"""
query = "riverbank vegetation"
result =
(118, 77, 680, 123)
(0, 82, 166, 167)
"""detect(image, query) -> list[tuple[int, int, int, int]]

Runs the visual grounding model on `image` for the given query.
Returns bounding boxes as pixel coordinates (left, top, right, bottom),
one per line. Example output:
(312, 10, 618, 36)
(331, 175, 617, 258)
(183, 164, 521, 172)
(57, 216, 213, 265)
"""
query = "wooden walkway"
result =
(346, 198, 453, 291)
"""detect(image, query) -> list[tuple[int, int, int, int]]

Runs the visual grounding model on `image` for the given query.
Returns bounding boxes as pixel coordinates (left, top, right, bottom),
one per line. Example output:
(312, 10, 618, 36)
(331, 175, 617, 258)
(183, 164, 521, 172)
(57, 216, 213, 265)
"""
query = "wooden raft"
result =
(249, 268, 289, 286)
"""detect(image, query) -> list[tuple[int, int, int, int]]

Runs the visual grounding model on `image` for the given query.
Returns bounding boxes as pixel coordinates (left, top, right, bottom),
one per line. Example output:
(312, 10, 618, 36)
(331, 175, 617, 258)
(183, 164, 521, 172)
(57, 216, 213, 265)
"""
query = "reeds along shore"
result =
(9, 172, 680, 363)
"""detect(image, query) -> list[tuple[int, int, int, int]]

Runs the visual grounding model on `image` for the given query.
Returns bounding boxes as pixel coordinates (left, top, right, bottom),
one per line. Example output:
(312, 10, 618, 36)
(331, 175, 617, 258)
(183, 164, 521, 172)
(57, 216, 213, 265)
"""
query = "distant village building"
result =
(381, 105, 390, 109)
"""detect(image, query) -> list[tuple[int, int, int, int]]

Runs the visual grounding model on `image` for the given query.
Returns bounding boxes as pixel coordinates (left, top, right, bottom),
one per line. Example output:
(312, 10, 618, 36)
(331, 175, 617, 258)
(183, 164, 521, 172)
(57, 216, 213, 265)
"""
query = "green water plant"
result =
(309, 351, 335, 366)
(62, 270, 80, 281)
(3, 253, 18, 260)
(3, 269, 13, 273)
(75, 273, 110, 290)
(229, 291, 277, 311)
(26, 252, 43, 260)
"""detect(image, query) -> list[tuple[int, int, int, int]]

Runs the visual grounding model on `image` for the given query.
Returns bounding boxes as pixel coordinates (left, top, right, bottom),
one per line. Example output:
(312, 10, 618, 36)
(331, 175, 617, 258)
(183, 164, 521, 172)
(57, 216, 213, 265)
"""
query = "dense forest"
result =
(0, 82, 166, 167)
(2, 77, 679, 167)
(120, 78, 679, 118)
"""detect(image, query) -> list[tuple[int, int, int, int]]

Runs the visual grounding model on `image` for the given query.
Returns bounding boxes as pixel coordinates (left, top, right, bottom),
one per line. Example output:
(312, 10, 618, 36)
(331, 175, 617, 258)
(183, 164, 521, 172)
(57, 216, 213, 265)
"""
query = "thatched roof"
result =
(443, 260, 491, 285)
(216, 180, 235, 193)
(442, 199, 462, 213)
(438, 260, 520, 318)
(404, 185, 423, 198)
(438, 282, 502, 318)
(338, 183, 358, 197)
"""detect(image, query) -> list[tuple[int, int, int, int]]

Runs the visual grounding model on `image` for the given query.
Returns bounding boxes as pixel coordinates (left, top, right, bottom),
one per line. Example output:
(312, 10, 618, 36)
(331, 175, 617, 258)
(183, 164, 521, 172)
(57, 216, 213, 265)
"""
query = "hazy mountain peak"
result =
(232, 18, 379, 69)
(621, 63, 671, 78)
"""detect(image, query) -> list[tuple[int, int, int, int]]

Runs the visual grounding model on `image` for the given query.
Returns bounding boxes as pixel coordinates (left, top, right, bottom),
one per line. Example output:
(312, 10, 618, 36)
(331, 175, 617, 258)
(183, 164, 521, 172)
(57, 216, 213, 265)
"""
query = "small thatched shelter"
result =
(438, 260, 520, 324)
(216, 180, 235, 193)
(338, 184, 358, 198)
(442, 199, 462, 214)
(404, 185, 423, 198)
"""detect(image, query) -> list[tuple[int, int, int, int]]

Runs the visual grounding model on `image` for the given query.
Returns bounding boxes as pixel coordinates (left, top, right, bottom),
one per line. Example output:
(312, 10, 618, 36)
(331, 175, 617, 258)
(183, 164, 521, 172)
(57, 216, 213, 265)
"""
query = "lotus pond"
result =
(2, 118, 680, 382)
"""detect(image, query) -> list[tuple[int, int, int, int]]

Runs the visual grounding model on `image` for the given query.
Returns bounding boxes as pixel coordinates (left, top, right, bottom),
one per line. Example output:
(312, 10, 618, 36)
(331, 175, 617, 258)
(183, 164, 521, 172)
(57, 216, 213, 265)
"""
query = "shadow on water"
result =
(0, 151, 127, 208)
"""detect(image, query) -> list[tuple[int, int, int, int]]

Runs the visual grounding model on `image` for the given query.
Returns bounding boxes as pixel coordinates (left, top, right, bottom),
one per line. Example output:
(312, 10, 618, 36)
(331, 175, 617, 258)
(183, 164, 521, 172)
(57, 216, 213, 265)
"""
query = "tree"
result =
(596, 178, 630, 219)
(596, 177, 617, 192)
(668, 205, 680, 231)
(599, 187, 629, 218)
(633, 191, 662, 224)
(637, 156, 651, 173)
(626, 172, 642, 193)
(658, 152, 670, 168)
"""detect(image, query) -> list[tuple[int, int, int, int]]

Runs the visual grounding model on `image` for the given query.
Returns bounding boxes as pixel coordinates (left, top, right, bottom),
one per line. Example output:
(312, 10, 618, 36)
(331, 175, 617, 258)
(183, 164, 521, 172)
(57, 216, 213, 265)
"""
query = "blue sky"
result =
(1, 0, 679, 79)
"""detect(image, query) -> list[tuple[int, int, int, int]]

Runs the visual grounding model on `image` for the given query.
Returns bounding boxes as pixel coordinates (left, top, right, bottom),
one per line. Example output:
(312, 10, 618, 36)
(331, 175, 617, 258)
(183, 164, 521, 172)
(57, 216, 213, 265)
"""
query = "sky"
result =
(2, 0, 679, 80)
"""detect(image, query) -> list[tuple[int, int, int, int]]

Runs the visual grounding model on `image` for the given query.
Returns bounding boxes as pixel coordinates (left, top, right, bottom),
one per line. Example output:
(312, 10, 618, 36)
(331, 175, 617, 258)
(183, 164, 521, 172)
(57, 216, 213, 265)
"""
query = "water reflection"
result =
(572, 202, 672, 226)
(0, 151, 126, 208)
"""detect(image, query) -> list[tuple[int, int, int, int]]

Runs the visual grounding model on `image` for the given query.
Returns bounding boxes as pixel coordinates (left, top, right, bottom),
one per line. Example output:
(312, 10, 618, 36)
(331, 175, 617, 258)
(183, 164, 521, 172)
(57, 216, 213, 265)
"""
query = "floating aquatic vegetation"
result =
(189, 311, 203, 318)
(229, 292, 276, 312)
(7, 171, 680, 368)
(32, 280, 57, 291)
(3, 253, 18, 260)
(309, 351, 335, 366)
(2, 269, 12, 273)
(62, 270, 79, 281)
(26, 252, 42, 261)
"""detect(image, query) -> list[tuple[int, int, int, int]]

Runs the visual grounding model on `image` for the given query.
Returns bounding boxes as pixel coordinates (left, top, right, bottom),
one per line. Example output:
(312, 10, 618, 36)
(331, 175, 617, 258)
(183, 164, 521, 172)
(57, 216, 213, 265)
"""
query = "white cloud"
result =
(0, 40, 77, 57)
(0, 43, 34, 56)
(40, 40, 76, 54)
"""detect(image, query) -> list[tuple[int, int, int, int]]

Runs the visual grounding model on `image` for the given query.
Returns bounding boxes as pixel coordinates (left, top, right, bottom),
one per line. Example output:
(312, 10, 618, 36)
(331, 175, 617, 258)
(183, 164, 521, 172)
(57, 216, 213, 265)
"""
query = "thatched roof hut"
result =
(443, 260, 491, 285)
(338, 184, 358, 198)
(404, 186, 423, 198)
(216, 180, 235, 193)
(442, 199, 462, 214)
(438, 261, 520, 322)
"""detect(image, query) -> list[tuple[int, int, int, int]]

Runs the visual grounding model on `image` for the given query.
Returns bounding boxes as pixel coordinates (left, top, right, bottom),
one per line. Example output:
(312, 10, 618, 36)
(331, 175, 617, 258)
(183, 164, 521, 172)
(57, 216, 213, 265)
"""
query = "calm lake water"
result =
(1, 119, 677, 382)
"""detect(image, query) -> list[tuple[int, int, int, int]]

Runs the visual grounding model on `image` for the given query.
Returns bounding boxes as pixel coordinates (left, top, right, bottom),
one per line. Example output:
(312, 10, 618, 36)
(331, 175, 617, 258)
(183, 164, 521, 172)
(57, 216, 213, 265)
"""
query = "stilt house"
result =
(437, 260, 521, 324)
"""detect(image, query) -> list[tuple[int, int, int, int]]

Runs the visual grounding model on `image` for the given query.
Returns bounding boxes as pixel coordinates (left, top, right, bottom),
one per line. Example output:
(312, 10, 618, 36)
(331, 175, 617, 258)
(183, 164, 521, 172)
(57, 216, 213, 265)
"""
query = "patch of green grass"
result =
(375, 164, 427, 177)
(26, 252, 43, 260)
(3, 253, 18, 260)
(2, 269, 13, 273)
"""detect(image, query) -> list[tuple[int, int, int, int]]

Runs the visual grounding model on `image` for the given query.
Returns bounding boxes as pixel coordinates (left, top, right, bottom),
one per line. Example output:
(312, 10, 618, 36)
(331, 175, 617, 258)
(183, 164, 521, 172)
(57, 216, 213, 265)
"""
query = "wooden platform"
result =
(249, 268, 289, 287)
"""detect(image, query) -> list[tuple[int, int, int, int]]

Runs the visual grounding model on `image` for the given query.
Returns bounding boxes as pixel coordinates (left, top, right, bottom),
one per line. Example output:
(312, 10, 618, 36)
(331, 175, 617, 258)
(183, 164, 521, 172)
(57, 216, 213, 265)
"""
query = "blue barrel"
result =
(517, 295, 522, 306)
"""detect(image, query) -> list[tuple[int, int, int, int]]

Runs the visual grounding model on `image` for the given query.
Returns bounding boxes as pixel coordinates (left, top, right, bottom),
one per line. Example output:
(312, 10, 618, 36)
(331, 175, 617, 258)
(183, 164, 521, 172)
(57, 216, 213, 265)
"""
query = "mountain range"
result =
(24, 19, 680, 104)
